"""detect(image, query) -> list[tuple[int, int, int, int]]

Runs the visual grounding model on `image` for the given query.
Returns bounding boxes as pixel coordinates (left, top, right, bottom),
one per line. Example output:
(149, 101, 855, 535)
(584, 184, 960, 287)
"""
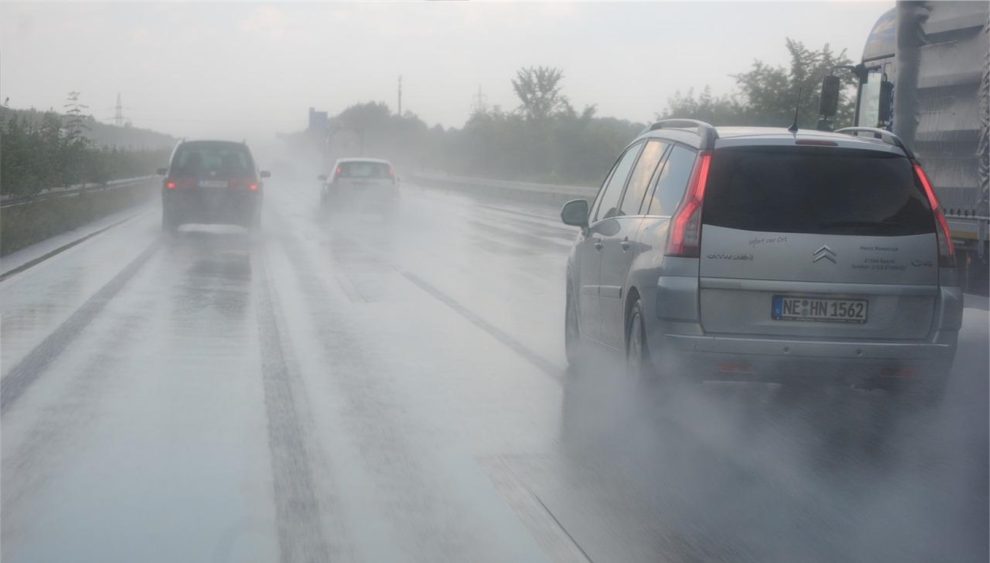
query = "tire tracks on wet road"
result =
(1, 240, 160, 413)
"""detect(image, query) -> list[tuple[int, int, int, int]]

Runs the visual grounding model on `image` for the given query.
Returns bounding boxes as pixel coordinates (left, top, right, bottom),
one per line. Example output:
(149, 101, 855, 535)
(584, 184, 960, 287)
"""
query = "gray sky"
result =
(1, 1, 891, 142)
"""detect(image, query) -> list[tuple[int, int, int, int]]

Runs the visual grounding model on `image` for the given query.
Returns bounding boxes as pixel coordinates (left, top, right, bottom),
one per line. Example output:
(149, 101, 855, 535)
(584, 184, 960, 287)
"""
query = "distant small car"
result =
(319, 158, 398, 215)
(158, 140, 269, 233)
(560, 119, 962, 401)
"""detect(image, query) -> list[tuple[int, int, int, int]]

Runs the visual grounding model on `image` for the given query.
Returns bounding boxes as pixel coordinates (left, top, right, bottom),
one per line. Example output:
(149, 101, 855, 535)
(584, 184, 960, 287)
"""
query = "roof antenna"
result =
(788, 87, 802, 134)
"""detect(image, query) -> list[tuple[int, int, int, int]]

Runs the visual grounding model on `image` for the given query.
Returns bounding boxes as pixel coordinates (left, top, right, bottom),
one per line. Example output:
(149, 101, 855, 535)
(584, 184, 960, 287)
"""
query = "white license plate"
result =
(198, 180, 228, 188)
(772, 295, 868, 323)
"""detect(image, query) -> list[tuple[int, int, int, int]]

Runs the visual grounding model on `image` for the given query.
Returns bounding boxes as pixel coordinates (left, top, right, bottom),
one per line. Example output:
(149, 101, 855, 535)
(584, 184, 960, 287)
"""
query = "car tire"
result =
(626, 299, 652, 379)
(247, 211, 261, 233)
(564, 282, 582, 366)
(162, 212, 179, 234)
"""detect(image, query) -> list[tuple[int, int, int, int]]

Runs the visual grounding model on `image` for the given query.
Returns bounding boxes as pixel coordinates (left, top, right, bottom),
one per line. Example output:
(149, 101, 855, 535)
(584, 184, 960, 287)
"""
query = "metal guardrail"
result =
(0, 176, 157, 209)
(408, 173, 598, 200)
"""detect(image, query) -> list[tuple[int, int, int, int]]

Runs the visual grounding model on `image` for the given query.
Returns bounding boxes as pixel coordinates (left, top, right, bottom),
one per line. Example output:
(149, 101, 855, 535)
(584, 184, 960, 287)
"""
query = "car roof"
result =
(639, 126, 907, 156)
(178, 139, 248, 147)
(335, 157, 392, 165)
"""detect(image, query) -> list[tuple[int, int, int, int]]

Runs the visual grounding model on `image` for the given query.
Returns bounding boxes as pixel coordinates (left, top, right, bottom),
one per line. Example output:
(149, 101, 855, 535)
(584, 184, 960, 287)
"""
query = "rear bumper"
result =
(645, 272, 961, 384)
(657, 332, 956, 384)
(163, 190, 260, 224)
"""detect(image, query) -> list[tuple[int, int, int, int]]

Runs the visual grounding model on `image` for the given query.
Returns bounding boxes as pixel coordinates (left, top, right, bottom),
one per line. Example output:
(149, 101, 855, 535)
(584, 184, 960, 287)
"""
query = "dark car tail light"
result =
(665, 151, 712, 258)
(334, 165, 343, 179)
(165, 177, 195, 190)
(913, 162, 955, 267)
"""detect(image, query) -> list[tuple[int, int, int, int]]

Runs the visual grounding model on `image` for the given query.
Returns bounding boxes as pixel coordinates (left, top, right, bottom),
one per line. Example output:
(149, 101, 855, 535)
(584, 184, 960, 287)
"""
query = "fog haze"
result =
(1, 1, 891, 142)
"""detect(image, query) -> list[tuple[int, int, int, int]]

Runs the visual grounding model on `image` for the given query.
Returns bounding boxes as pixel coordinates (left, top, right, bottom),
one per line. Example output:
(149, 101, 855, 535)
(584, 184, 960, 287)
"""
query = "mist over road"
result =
(2, 177, 987, 563)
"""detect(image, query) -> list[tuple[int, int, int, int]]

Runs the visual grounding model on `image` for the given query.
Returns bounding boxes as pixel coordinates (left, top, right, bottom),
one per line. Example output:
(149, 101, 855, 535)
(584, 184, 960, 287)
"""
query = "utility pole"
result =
(397, 75, 403, 116)
(472, 84, 487, 114)
(114, 93, 124, 127)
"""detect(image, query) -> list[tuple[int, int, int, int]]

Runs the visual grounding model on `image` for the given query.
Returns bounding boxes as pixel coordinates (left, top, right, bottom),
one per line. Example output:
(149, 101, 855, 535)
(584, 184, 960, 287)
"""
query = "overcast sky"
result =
(1, 1, 892, 142)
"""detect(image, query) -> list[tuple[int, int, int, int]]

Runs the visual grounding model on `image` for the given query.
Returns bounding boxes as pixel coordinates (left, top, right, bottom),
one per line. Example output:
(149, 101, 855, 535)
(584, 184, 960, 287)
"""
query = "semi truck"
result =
(821, 1, 989, 290)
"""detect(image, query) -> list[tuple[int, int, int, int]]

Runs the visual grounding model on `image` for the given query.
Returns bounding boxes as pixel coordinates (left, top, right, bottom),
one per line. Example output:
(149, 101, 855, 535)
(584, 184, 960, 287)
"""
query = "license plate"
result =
(198, 180, 228, 188)
(772, 295, 868, 323)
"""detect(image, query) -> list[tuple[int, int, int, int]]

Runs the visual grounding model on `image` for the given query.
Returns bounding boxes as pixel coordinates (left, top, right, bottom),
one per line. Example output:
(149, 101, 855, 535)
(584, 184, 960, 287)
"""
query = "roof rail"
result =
(646, 119, 719, 150)
(834, 127, 914, 158)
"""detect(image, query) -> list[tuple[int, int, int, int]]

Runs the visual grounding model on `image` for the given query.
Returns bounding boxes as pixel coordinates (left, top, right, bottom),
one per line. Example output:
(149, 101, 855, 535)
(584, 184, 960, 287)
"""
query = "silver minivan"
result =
(561, 120, 962, 399)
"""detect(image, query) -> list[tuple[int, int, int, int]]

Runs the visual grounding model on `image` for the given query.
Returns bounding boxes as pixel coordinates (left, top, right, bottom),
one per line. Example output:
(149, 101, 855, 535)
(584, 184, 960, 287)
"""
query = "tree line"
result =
(291, 38, 856, 186)
(0, 105, 174, 197)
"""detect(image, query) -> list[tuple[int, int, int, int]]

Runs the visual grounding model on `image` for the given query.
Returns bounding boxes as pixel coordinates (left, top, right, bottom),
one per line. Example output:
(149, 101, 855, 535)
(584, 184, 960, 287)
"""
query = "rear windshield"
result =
(172, 143, 254, 177)
(702, 146, 935, 236)
(338, 161, 392, 179)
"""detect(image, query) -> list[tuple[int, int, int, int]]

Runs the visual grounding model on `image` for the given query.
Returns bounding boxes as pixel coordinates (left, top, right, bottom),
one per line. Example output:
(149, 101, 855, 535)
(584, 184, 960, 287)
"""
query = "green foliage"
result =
(305, 41, 860, 185)
(1, 108, 171, 197)
(511, 66, 571, 122)
(662, 39, 857, 129)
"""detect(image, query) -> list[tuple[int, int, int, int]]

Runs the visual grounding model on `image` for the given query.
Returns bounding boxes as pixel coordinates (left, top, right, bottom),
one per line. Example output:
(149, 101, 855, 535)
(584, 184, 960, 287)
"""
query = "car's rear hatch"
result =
(334, 161, 395, 195)
(698, 144, 939, 340)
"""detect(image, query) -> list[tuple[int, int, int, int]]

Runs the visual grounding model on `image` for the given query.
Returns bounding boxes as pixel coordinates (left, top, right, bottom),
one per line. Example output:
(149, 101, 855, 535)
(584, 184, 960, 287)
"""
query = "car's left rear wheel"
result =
(626, 299, 651, 379)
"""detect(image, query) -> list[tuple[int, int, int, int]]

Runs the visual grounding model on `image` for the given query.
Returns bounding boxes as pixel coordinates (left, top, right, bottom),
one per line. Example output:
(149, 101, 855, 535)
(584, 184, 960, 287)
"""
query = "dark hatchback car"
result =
(158, 140, 269, 233)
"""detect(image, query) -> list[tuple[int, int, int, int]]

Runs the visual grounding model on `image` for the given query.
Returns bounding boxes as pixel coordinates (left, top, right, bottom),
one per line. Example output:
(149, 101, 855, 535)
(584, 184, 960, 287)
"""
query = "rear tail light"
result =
(334, 166, 343, 179)
(165, 180, 177, 190)
(665, 151, 712, 257)
(248, 182, 259, 191)
(913, 162, 955, 267)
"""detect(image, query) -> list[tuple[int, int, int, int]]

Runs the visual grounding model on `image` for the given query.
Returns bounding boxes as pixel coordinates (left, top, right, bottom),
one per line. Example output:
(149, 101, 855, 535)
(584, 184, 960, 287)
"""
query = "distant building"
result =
(308, 107, 329, 132)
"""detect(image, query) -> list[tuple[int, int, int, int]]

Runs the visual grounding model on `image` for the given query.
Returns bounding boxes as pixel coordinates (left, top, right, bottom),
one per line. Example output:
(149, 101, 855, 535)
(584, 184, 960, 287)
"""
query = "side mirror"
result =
(818, 75, 840, 119)
(260, 170, 271, 179)
(318, 174, 328, 182)
(156, 168, 167, 176)
(878, 79, 894, 124)
(561, 199, 589, 228)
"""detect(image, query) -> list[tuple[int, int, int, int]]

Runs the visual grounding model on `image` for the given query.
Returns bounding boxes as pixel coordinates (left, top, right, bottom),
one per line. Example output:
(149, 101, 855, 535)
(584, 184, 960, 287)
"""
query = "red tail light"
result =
(665, 151, 712, 257)
(248, 182, 259, 191)
(913, 162, 955, 267)
(165, 180, 177, 190)
(388, 165, 395, 178)
(334, 166, 343, 179)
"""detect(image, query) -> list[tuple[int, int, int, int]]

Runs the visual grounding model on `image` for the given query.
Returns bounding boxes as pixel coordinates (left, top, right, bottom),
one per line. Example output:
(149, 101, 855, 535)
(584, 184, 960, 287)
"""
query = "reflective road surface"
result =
(2, 176, 987, 563)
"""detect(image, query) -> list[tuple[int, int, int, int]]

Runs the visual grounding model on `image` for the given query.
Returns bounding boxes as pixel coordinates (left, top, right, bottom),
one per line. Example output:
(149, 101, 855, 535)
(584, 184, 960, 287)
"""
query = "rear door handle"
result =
(620, 237, 631, 251)
(593, 237, 603, 250)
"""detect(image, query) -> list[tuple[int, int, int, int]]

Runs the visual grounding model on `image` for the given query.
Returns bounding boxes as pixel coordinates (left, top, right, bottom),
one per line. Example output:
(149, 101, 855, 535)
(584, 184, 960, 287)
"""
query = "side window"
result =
(646, 145, 698, 216)
(593, 142, 643, 222)
(619, 140, 668, 216)
(589, 167, 616, 222)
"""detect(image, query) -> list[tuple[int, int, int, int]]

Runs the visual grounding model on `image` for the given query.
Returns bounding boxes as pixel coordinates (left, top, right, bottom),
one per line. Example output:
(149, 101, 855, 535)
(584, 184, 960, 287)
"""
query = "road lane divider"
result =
(401, 270, 565, 383)
(1, 239, 161, 413)
(0, 210, 149, 283)
(254, 251, 333, 563)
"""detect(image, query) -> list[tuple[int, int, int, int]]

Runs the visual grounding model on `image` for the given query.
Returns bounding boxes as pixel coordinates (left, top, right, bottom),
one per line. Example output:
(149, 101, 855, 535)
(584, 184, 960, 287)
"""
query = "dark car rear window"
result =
(172, 143, 254, 177)
(702, 146, 935, 236)
(338, 161, 391, 179)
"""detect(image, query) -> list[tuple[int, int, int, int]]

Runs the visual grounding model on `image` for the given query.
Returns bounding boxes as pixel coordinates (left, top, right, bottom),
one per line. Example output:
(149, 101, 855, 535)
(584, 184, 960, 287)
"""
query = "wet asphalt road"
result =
(1, 177, 987, 563)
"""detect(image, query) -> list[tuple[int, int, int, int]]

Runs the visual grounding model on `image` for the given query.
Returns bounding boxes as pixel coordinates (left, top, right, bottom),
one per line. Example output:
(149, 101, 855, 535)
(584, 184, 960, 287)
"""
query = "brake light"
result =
(388, 165, 395, 178)
(913, 162, 955, 267)
(165, 180, 177, 190)
(334, 166, 343, 179)
(249, 182, 259, 191)
(665, 151, 712, 257)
